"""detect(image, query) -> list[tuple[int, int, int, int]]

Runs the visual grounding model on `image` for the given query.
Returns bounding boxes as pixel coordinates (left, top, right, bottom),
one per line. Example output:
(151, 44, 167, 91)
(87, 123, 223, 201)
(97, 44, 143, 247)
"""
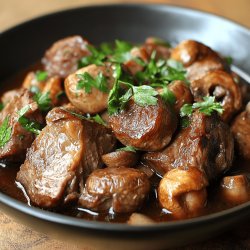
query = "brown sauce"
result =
(0, 64, 249, 224)
(0, 158, 249, 223)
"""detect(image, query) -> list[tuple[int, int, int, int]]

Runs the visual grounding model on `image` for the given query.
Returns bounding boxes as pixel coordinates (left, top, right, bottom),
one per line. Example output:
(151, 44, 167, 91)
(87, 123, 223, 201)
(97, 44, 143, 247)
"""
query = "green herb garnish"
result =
(135, 52, 187, 84)
(35, 71, 48, 82)
(116, 145, 137, 153)
(76, 72, 109, 94)
(0, 117, 12, 147)
(224, 56, 233, 65)
(17, 106, 41, 135)
(180, 96, 224, 117)
(33, 91, 52, 111)
(108, 80, 158, 115)
(151, 83, 176, 105)
(0, 103, 4, 111)
(56, 91, 66, 100)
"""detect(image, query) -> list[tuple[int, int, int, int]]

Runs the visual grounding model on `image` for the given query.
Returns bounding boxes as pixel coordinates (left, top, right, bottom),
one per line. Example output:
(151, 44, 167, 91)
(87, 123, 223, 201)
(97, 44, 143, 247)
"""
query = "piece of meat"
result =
(22, 71, 63, 106)
(168, 80, 193, 113)
(65, 63, 115, 114)
(42, 35, 90, 78)
(0, 89, 44, 162)
(143, 111, 234, 180)
(123, 47, 149, 76)
(102, 150, 139, 168)
(231, 102, 250, 159)
(191, 70, 242, 122)
(158, 167, 208, 219)
(78, 167, 150, 213)
(220, 175, 250, 205)
(109, 97, 177, 151)
(1, 89, 21, 105)
(16, 108, 116, 208)
(171, 40, 225, 81)
(143, 37, 170, 60)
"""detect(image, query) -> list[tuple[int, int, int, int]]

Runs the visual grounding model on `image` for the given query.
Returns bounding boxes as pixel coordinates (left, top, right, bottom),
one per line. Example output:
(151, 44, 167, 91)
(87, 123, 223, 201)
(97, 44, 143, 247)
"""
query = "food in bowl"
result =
(0, 35, 249, 225)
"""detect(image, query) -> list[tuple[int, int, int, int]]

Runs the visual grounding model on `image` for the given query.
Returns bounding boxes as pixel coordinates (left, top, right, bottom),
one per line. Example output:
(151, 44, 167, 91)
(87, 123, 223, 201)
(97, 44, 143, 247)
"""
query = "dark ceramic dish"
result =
(0, 4, 249, 250)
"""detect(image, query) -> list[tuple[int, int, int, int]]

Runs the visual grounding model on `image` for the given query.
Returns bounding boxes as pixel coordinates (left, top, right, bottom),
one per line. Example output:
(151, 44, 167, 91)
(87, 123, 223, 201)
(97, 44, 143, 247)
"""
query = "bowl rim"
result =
(0, 3, 250, 233)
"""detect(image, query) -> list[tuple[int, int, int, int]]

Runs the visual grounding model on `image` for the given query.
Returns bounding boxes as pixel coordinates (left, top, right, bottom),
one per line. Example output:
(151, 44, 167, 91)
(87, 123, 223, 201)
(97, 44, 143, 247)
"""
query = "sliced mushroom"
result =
(220, 175, 250, 205)
(65, 63, 115, 114)
(102, 150, 139, 168)
(158, 167, 208, 219)
(171, 40, 225, 81)
(127, 213, 155, 225)
(191, 70, 242, 122)
(109, 97, 177, 151)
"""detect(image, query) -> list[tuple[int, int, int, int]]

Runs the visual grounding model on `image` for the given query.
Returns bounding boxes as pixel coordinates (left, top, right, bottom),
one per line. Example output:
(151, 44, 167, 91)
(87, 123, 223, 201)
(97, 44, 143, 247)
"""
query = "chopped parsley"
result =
(17, 105, 41, 135)
(108, 80, 158, 115)
(91, 114, 106, 126)
(116, 145, 137, 153)
(0, 117, 12, 148)
(0, 103, 4, 111)
(149, 37, 171, 48)
(224, 56, 233, 65)
(180, 96, 224, 117)
(135, 53, 187, 84)
(151, 83, 176, 105)
(33, 91, 52, 111)
(76, 72, 109, 94)
(35, 71, 48, 82)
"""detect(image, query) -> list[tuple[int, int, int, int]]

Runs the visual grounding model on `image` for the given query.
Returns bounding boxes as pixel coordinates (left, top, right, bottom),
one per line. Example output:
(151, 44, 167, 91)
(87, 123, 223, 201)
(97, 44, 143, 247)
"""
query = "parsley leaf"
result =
(136, 54, 187, 84)
(76, 72, 108, 94)
(180, 96, 224, 117)
(17, 105, 41, 135)
(35, 71, 48, 82)
(132, 85, 158, 106)
(224, 56, 233, 65)
(151, 83, 176, 105)
(0, 103, 4, 111)
(78, 45, 106, 68)
(87, 114, 107, 126)
(108, 81, 158, 115)
(149, 37, 171, 48)
(33, 91, 52, 111)
(0, 117, 12, 148)
(116, 145, 137, 153)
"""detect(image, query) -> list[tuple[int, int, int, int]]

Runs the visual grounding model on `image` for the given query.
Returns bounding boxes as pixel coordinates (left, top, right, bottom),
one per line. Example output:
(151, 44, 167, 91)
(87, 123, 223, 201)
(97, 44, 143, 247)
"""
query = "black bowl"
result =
(0, 4, 250, 250)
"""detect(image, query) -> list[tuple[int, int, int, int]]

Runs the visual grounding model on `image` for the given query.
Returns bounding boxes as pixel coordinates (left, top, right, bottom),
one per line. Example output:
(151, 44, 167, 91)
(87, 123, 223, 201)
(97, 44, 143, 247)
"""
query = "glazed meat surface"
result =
(78, 167, 150, 213)
(143, 111, 234, 180)
(109, 97, 177, 151)
(42, 36, 90, 78)
(231, 102, 250, 159)
(0, 89, 43, 162)
(16, 108, 116, 208)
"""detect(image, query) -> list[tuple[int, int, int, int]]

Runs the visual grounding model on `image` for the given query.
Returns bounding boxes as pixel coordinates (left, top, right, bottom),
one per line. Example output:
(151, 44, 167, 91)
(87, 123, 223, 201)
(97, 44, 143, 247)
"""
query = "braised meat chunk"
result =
(0, 89, 43, 162)
(42, 35, 90, 78)
(16, 108, 116, 208)
(109, 97, 177, 151)
(143, 111, 234, 180)
(79, 167, 150, 213)
(231, 102, 250, 159)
